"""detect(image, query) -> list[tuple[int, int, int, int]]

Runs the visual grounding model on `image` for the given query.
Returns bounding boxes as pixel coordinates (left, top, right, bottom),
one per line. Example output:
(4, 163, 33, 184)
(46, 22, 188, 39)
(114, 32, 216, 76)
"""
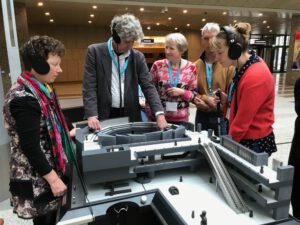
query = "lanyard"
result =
(227, 70, 238, 107)
(168, 59, 181, 87)
(107, 38, 129, 78)
(205, 62, 213, 96)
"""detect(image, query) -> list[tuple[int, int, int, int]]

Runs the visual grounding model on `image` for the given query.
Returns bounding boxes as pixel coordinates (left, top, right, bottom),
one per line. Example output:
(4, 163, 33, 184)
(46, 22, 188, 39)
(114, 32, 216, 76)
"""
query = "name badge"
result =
(166, 101, 178, 112)
(226, 108, 230, 120)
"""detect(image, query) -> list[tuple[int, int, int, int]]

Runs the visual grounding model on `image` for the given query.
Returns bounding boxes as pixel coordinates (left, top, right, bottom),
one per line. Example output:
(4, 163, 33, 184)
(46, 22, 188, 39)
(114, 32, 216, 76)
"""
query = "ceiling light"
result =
(263, 20, 267, 24)
(183, 9, 188, 14)
(174, 27, 178, 30)
(90, 14, 95, 18)
(202, 18, 206, 22)
(140, 8, 144, 12)
(187, 24, 190, 27)
(233, 20, 237, 23)
(88, 20, 92, 24)
(267, 25, 270, 29)
(45, 12, 50, 16)
(156, 22, 160, 26)
(258, 13, 263, 16)
(147, 26, 151, 30)
(222, 11, 227, 15)
(125, 7, 128, 10)
(269, 30, 273, 33)
(37, 2, 43, 7)
(92, 5, 97, 9)
(168, 17, 172, 20)
(49, 19, 54, 23)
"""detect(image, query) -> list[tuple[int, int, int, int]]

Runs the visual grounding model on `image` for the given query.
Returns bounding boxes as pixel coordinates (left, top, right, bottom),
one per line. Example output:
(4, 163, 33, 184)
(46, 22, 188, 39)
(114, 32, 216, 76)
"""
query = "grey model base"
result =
(68, 121, 296, 224)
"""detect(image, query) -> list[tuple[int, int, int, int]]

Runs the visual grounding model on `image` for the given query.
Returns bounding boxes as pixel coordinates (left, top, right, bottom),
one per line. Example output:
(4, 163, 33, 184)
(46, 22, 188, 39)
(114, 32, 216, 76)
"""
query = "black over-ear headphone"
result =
(25, 40, 50, 75)
(221, 26, 242, 60)
(112, 23, 121, 44)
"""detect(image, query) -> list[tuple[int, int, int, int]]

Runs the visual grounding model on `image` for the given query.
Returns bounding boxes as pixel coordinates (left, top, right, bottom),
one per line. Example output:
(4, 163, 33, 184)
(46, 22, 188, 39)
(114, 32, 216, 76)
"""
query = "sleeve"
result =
(136, 52, 164, 114)
(295, 78, 300, 116)
(182, 63, 197, 102)
(10, 96, 52, 176)
(229, 67, 273, 142)
(149, 62, 159, 86)
(82, 45, 98, 118)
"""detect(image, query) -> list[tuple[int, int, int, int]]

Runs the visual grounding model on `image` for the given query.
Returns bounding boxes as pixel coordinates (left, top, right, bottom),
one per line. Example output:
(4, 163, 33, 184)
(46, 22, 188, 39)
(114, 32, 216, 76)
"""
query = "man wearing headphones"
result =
(3, 36, 73, 225)
(193, 23, 234, 136)
(211, 23, 277, 156)
(83, 13, 167, 130)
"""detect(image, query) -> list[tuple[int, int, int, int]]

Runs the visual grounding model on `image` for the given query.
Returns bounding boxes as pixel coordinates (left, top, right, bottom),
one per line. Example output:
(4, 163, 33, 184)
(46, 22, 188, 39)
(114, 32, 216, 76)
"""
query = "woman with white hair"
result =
(147, 33, 197, 126)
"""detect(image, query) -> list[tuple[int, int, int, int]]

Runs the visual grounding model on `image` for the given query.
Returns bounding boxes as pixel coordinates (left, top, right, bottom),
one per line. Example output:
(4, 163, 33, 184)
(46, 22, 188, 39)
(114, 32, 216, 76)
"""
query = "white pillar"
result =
(1, 0, 21, 84)
(0, 66, 10, 201)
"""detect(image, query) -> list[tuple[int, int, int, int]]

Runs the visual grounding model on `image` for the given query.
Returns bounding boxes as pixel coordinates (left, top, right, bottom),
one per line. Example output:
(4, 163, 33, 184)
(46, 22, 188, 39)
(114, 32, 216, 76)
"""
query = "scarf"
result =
(17, 71, 73, 174)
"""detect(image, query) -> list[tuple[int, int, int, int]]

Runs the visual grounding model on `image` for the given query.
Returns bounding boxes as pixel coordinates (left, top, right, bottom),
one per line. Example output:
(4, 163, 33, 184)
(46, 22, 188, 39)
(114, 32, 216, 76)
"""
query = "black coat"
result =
(289, 77, 300, 166)
(288, 77, 300, 220)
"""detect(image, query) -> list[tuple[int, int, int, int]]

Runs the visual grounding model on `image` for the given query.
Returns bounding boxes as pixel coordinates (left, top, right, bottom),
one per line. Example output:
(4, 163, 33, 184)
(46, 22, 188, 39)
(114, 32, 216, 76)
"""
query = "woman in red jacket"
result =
(211, 23, 277, 155)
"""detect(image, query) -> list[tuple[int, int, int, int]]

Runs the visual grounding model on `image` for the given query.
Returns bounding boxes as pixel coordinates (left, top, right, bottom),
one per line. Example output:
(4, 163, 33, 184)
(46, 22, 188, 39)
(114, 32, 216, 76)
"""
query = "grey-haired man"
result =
(83, 13, 167, 130)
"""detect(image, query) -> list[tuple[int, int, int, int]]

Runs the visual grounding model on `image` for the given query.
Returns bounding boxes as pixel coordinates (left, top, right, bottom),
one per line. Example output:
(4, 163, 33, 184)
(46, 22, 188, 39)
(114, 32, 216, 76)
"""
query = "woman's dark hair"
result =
(20, 35, 65, 71)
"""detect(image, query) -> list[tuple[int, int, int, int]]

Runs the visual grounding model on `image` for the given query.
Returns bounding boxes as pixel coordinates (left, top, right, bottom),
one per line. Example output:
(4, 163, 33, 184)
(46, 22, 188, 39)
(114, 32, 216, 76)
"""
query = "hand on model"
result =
(88, 116, 101, 130)
(156, 114, 168, 130)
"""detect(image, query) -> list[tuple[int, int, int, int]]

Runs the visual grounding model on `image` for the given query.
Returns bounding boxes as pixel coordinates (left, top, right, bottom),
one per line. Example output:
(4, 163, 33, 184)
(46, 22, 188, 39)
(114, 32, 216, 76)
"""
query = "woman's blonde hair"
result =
(211, 22, 251, 53)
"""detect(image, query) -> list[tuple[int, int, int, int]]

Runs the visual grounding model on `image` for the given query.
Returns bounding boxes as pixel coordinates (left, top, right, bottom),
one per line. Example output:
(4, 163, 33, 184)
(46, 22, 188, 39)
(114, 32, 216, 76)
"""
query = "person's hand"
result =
(166, 87, 184, 97)
(139, 98, 146, 108)
(43, 170, 67, 197)
(69, 127, 79, 137)
(219, 91, 228, 108)
(156, 114, 168, 130)
(193, 97, 209, 110)
(206, 96, 218, 109)
(88, 116, 101, 130)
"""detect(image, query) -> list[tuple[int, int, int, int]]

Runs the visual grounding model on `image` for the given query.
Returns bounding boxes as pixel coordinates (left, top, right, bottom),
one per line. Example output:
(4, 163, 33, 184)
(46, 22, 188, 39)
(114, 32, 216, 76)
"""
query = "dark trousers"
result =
(109, 108, 125, 119)
(33, 210, 57, 225)
(195, 110, 227, 136)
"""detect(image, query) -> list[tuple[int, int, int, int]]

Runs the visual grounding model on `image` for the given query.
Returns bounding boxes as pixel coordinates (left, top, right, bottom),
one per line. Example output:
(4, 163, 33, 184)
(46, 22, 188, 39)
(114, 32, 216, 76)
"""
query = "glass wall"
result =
(250, 34, 290, 73)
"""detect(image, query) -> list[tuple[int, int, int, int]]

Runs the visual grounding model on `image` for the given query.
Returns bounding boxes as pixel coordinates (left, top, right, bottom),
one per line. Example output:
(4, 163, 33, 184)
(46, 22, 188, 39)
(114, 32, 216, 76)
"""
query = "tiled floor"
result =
(0, 73, 297, 224)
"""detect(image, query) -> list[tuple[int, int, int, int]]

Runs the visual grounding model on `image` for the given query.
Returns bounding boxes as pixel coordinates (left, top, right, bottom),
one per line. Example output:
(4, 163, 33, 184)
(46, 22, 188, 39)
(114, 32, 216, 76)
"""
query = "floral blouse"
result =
(148, 59, 197, 122)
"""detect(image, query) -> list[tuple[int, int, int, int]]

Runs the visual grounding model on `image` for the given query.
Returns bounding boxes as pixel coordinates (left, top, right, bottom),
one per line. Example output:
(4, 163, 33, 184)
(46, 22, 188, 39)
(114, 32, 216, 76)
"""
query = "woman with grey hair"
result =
(83, 13, 167, 131)
(147, 33, 197, 126)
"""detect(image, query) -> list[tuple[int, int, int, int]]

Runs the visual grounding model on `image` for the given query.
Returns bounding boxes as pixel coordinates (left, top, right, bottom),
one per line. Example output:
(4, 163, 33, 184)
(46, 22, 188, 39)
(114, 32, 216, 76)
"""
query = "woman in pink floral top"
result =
(148, 33, 197, 124)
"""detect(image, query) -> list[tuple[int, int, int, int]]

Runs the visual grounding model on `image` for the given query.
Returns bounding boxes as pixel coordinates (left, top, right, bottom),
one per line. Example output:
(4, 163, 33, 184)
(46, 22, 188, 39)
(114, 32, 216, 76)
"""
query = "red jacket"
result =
(226, 60, 275, 142)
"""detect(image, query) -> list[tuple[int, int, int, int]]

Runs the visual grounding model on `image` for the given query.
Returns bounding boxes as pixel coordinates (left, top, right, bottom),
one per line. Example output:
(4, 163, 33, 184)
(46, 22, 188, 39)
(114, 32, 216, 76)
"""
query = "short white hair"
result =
(165, 33, 188, 53)
(111, 13, 144, 41)
(201, 22, 220, 35)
